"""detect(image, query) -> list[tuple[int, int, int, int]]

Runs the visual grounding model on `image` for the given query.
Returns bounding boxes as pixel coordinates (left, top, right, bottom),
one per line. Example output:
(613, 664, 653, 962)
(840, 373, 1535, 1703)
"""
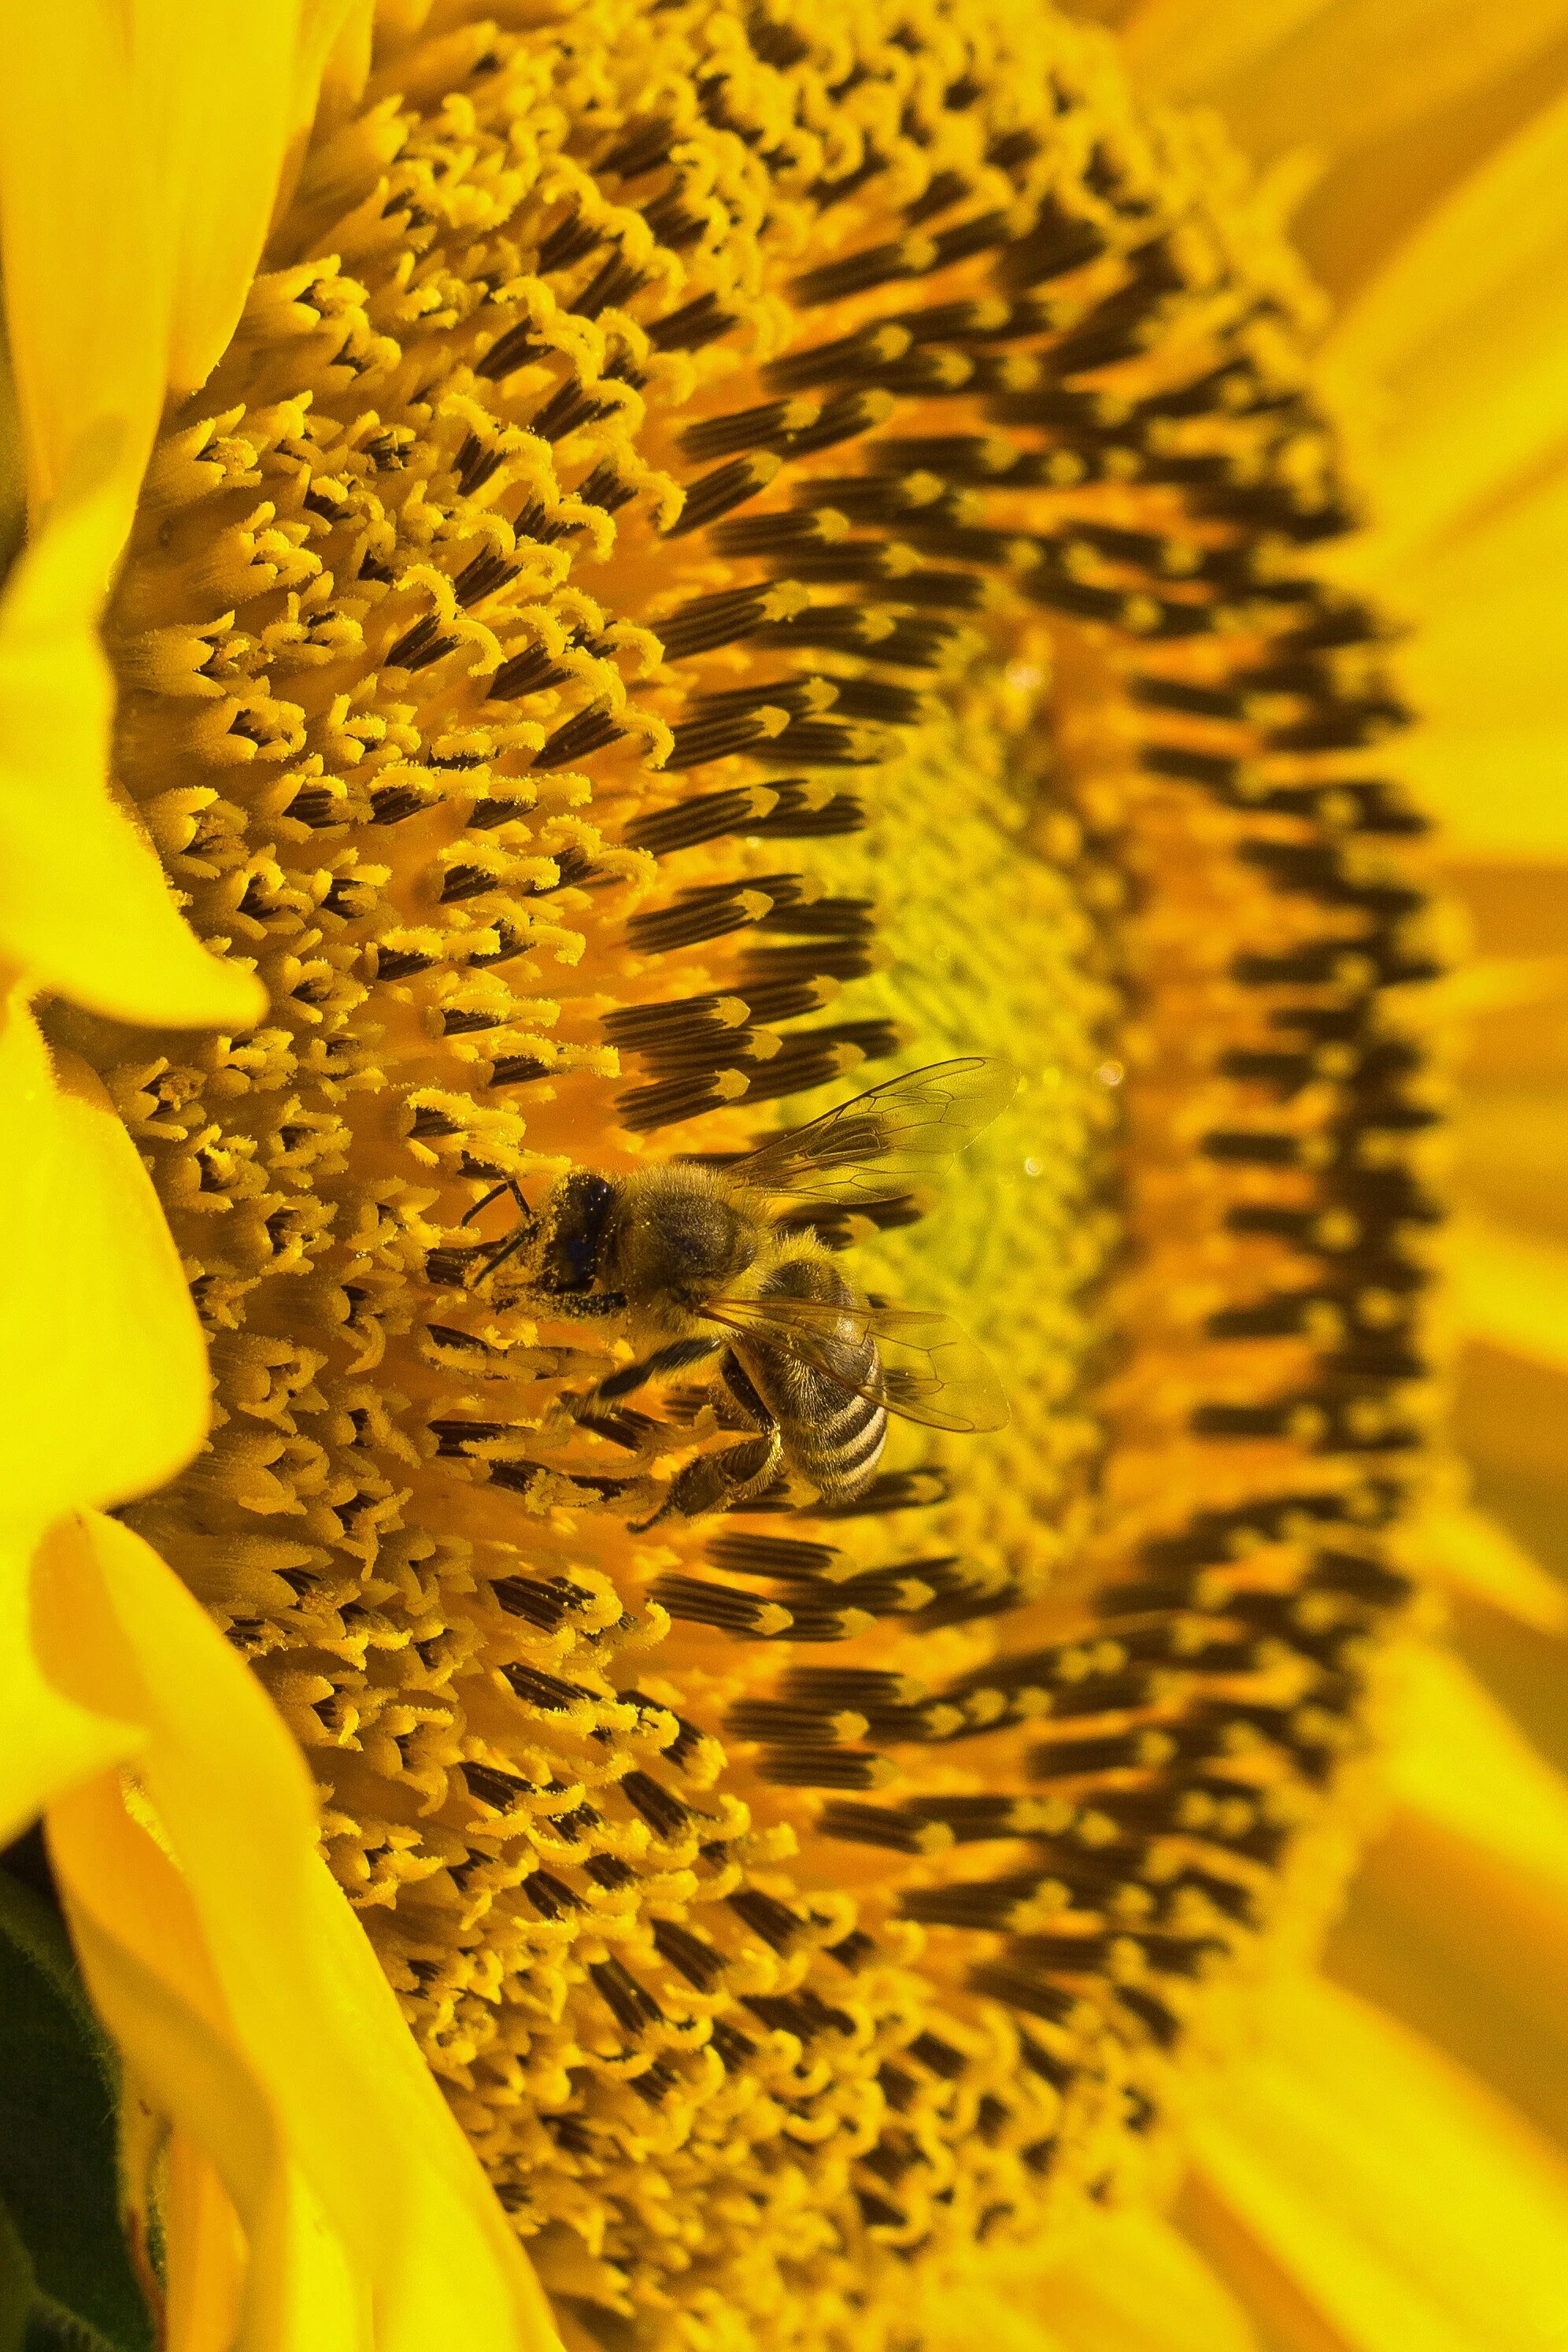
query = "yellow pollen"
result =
(62, 0, 1445, 2343)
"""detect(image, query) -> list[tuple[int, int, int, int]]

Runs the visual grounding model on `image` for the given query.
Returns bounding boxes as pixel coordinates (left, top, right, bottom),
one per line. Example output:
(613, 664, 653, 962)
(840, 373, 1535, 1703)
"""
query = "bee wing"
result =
(735, 1056, 1019, 1207)
(708, 1292, 1011, 1435)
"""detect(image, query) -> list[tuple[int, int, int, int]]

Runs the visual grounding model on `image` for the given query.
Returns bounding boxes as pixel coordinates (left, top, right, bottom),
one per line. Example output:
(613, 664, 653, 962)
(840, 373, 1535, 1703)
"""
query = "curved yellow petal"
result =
(0, 1529, 140, 1849)
(1388, 466, 1568, 853)
(35, 1511, 561, 2352)
(1189, 1975, 1568, 2352)
(1455, 1077, 1568, 1239)
(0, 432, 267, 1026)
(0, 978, 224, 1842)
(1174, 2167, 1361, 2352)
(163, 2133, 249, 2352)
(0, 2, 364, 511)
(1329, 1807, 1568, 2157)
(0, 2, 367, 1030)
(157, 1, 367, 398)
(0, 988, 209, 1538)
(48, 1770, 365, 2352)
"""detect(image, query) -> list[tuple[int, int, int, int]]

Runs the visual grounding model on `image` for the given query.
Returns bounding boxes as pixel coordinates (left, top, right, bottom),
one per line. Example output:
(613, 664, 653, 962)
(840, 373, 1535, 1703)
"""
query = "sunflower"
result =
(2, 5, 1564, 2351)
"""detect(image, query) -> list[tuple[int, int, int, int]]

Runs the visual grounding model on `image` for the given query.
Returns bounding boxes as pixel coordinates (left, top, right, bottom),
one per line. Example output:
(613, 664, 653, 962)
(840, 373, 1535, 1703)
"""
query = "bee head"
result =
(608, 1166, 762, 1321)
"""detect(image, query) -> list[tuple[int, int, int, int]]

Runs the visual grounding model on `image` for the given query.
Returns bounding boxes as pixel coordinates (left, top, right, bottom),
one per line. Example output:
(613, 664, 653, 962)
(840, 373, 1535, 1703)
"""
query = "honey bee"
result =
(453, 1058, 1016, 1519)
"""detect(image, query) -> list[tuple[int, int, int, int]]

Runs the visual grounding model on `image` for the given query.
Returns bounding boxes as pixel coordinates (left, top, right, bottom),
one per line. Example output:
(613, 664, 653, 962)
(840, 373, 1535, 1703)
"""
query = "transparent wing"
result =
(736, 1056, 1019, 1207)
(708, 1292, 1010, 1434)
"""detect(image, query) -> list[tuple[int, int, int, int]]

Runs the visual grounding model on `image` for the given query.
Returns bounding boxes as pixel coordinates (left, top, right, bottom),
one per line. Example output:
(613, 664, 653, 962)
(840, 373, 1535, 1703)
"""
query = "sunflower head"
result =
(68, 0, 1443, 2339)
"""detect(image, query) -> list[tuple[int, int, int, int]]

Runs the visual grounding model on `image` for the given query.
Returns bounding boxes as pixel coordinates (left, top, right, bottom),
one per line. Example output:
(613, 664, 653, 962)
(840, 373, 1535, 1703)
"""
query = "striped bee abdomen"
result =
(742, 1254, 888, 1502)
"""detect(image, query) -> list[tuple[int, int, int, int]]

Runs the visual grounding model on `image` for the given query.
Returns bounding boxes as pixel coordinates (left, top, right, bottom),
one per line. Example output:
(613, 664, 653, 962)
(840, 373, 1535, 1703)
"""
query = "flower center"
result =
(85, 1, 1440, 2337)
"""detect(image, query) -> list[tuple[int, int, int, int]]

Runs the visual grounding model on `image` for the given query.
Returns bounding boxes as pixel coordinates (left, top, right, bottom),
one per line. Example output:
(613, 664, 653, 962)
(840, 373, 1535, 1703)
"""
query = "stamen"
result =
(99, 0, 1438, 2326)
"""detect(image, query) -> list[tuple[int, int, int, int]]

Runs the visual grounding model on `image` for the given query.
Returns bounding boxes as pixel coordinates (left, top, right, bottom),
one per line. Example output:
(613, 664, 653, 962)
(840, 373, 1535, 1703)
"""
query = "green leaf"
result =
(0, 1862, 154, 2352)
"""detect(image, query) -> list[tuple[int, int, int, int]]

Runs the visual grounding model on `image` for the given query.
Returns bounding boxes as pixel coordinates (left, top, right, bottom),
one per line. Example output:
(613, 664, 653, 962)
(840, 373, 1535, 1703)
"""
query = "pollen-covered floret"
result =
(80, 0, 1443, 2343)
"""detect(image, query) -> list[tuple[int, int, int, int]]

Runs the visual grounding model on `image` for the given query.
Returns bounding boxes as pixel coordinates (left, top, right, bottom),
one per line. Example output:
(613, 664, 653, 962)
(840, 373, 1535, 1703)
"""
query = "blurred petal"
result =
(1450, 1214, 1568, 1370)
(1419, 1507, 1568, 1634)
(1376, 1650, 1568, 2126)
(1189, 1976, 1568, 2352)
(1388, 1642, 1568, 1892)
(36, 1511, 561, 2352)
(1322, 88, 1568, 564)
(1455, 1071, 1568, 1240)
(1327, 1637, 1568, 2139)
(1041, 2210, 1263, 2352)
(914, 2212, 1263, 2352)
(0, 309, 24, 589)
(163, 2134, 248, 2352)
(1122, 0, 1568, 167)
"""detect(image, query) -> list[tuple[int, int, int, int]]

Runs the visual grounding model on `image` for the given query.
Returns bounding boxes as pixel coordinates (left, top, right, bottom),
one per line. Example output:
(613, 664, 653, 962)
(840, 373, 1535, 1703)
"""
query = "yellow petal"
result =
(0, 437, 266, 1026)
(1393, 472, 1568, 743)
(0, 985, 209, 1835)
(1041, 2210, 1263, 2352)
(1455, 1079, 1568, 1242)
(0, 1525, 140, 1848)
(1323, 85, 1568, 549)
(1189, 1975, 1568, 2352)
(1328, 1805, 1568, 2155)
(0, 989, 210, 1536)
(1418, 1507, 1568, 1635)
(1403, 728, 1568, 861)
(36, 1511, 562, 2352)
(48, 1772, 368, 2352)
(1388, 1642, 1568, 1893)
(1426, 748, 1568, 864)
(0, 2, 366, 1030)
(912, 2212, 1264, 2352)
(1450, 1213, 1568, 1371)
(0, 307, 24, 587)
(1312, 89, 1568, 747)
(1389, 470, 1568, 856)
(1174, 2166, 1362, 2352)
(163, 2133, 249, 2352)
(915, 2280, 1063, 2352)
(0, 2, 366, 510)
(1123, 0, 1568, 171)
(1433, 954, 1568, 1019)
(158, 2, 366, 398)
(1354, 1649, 1568, 2140)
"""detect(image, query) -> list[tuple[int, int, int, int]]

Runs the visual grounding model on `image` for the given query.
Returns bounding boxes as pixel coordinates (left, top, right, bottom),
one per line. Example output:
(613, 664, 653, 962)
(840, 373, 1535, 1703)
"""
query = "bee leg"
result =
(719, 1350, 771, 1423)
(467, 1228, 533, 1285)
(531, 1289, 630, 1322)
(457, 1178, 540, 1287)
(460, 1176, 534, 1231)
(576, 1336, 724, 1419)
(637, 1423, 785, 1527)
